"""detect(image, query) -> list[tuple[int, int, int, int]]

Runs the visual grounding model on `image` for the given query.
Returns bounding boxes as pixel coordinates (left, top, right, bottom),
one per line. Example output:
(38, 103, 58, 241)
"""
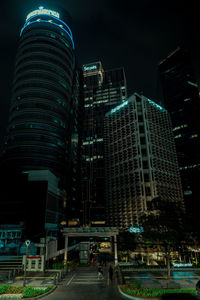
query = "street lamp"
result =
(23, 240, 30, 287)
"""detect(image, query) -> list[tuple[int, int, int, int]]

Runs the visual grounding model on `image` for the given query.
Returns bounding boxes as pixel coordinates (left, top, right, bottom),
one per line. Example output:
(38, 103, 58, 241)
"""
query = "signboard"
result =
(129, 226, 144, 234)
(173, 262, 193, 268)
(26, 7, 60, 22)
(25, 240, 31, 247)
(83, 65, 97, 72)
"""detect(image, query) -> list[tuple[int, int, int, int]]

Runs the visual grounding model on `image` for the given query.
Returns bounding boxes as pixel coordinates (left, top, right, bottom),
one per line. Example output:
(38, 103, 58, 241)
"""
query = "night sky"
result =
(0, 0, 199, 146)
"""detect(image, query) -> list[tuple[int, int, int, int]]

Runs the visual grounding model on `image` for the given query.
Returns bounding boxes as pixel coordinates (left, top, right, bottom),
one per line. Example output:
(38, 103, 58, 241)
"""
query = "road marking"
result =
(77, 277, 99, 280)
(72, 281, 102, 284)
(76, 274, 100, 276)
(66, 274, 76, 286)
(124, 276, 200, 279)
(77, 275, 98, 277)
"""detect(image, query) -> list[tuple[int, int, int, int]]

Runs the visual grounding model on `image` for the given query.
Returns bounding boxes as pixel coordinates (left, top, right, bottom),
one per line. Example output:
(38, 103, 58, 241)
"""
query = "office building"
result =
(159, 47, 200, 230)
(0, 7, 81, 240)
(2, 6, 75, 178)
(104, 93, 184, 229)
(81, 62, 127, 225)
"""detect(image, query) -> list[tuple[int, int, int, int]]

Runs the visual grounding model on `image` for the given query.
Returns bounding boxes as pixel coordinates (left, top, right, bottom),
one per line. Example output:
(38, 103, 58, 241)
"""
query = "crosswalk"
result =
(66, 269, 108, 286)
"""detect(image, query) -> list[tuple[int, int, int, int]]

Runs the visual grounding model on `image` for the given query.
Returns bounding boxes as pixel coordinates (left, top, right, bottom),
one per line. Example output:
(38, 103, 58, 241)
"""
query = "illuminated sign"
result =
(26, 7, 60, 21)
(111, 100, 128, 114)
(129, 226, 144, 234)
(147, 98, 166, 112)
(173, 262, 193, 267)
(83, 65, 97, 71)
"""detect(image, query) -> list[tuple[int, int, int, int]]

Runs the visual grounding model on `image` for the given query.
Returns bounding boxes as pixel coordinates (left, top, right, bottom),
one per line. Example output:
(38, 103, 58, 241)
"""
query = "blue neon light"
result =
(110, 100, 128, 114)
(20, 15, 74, 49)
(73, 55, 75, 68)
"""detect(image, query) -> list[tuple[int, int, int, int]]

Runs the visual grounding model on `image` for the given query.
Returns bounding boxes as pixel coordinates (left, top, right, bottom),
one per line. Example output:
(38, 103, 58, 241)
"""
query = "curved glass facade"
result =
(4, 9, 75, 179)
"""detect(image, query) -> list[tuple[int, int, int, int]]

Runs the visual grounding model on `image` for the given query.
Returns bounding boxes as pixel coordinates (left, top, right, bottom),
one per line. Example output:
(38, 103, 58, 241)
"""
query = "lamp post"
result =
(23, 240, 30, 287)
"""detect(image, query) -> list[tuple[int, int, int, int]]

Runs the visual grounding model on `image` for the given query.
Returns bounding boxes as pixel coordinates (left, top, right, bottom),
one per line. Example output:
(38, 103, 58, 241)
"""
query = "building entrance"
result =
(61, 227, 119, 265)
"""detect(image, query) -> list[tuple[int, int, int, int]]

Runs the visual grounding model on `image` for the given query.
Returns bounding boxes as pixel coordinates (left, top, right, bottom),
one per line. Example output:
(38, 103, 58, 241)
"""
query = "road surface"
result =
(43, 265, 123, 300)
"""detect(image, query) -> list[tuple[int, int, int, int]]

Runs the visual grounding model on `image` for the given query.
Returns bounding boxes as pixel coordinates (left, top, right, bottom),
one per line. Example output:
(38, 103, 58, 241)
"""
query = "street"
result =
(43, 265, 124, 300)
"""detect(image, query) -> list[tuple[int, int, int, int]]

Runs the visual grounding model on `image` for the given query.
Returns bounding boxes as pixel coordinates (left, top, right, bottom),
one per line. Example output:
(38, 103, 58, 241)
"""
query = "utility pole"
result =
(166, 243, 171, 278)
(23, 240, 30, 287)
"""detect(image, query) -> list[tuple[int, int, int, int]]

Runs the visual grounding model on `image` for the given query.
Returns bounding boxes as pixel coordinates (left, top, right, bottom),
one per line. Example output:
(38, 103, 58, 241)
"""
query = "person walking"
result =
(108, 265, 113, 282)
(97, 265, 103, 279)
(90, 251, 94, 264)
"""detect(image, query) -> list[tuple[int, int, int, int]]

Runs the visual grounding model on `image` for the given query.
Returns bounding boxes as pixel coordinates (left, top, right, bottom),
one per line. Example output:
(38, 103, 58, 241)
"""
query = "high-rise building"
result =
(81, 62, 127, 225)
(0, 7, 81, 241)
(2, 6, 75, 179)
(104, 93, 184, 229)
(159, 47, 200, 230)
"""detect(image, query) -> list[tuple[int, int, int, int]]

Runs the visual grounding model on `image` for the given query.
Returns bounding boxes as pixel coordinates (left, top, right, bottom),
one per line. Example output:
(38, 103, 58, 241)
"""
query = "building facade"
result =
(104, 93, 184, 229)
(159, 47, 200, 231)
(81, 62, 127, 225)
(2, 6, 75, 179)
(0, 7, 81, 240)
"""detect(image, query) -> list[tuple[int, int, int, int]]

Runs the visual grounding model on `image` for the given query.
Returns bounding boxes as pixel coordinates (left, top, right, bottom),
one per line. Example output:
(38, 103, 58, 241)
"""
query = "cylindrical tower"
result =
(3, 7, 75, 178)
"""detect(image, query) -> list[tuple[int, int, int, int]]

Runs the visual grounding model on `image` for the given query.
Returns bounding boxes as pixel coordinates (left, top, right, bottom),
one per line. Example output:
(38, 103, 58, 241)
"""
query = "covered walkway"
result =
(61, 227, 119, 265)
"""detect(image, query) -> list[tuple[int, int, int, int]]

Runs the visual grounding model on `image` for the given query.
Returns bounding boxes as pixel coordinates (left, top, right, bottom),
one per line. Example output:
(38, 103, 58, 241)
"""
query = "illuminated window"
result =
(190, 134, 198, 138)
(173, 124, 188, 131)
(174, 134, 182, 139)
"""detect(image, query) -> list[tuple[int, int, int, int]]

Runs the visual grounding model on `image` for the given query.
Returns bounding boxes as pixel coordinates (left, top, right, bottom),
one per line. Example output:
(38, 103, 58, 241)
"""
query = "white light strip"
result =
(26, 8, 60, 21)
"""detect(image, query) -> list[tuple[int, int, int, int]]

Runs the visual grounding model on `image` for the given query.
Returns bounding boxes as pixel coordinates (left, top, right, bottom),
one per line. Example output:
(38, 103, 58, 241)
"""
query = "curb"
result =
(118, 285, 159, 300)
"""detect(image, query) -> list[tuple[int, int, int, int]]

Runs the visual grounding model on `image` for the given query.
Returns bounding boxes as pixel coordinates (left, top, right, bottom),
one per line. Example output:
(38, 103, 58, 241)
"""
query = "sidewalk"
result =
(0, 271, 60, 287)
(121, 269, 200, 290)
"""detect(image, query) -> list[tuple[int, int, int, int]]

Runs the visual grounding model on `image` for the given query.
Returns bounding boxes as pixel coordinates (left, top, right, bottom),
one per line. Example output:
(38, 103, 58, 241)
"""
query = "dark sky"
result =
(0, 0, 200, 145)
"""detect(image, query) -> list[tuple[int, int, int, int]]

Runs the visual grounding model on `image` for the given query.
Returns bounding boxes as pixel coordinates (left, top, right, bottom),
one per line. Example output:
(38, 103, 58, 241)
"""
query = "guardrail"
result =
(15, 270, 65, 285)
(46, 269, 67, 282)
(15, 275, 57, 285)
(0, 256, 23, 282)
(0, 256, 23, 269)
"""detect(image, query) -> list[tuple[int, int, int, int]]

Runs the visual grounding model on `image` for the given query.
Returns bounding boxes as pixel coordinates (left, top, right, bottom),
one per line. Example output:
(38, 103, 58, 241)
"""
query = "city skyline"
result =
(0, 0, 200, 146)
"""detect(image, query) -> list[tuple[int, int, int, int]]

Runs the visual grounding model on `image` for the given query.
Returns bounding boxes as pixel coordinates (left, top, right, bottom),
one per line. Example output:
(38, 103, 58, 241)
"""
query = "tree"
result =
(117, 230, 137, 262)
(140, 198, 185, 277)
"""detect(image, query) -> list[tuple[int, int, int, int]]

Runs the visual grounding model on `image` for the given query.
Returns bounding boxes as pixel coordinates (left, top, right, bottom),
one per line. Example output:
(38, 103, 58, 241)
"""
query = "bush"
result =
(6, 286, 24, 294)
(0, 285, 9, 294)
(0, 285, 53, 298)
(52, 262, 64, 269)
(22, 287, 52, 298)
(120, 284, 196, 298)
